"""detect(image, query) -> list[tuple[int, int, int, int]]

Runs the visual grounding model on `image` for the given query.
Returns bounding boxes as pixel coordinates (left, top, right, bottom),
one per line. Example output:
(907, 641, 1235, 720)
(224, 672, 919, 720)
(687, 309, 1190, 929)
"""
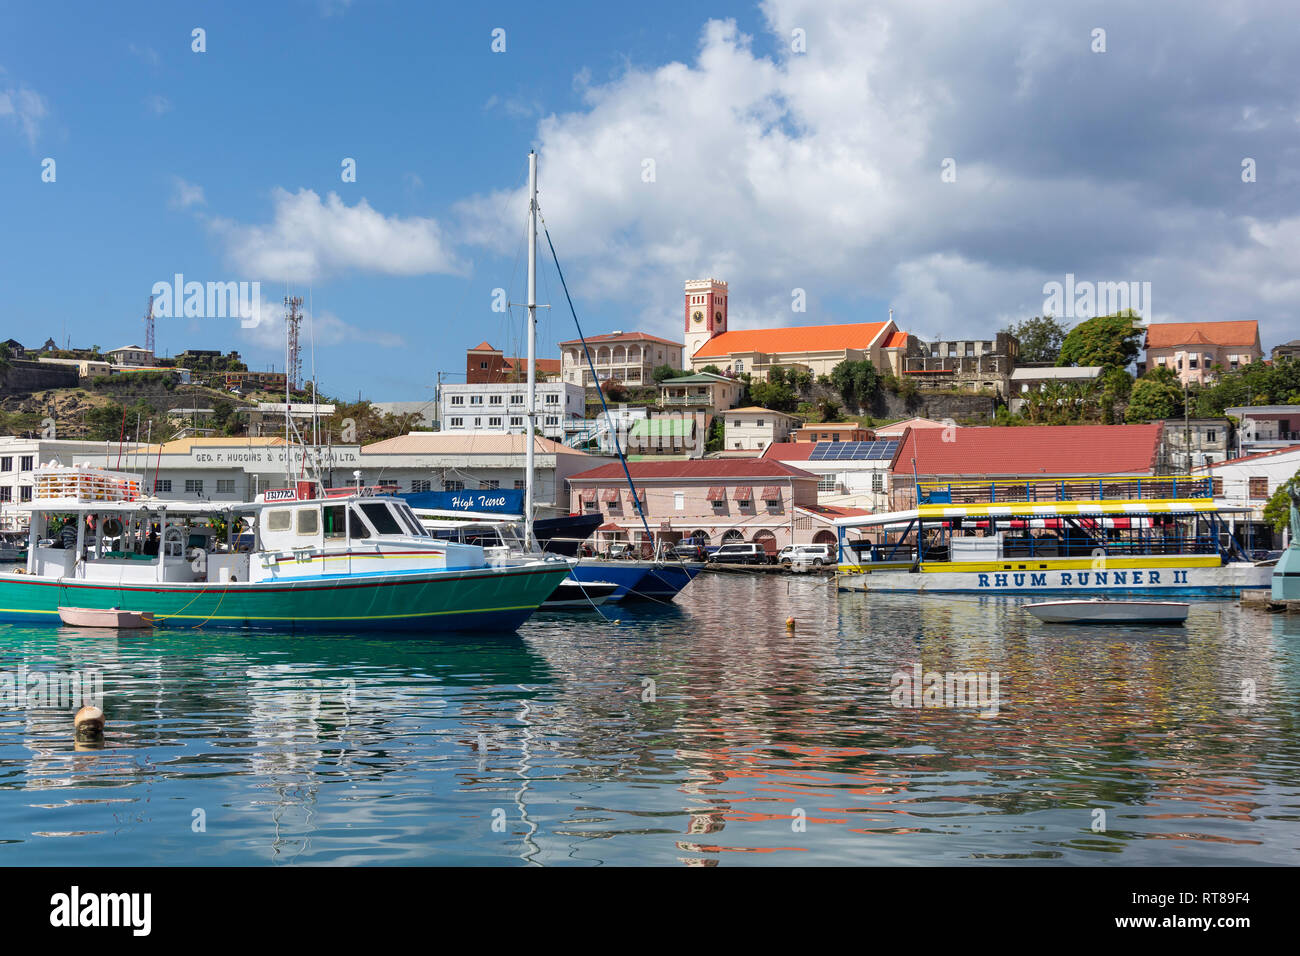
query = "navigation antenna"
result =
(144, 294, 156, 354)
(284, 295, 304, 484)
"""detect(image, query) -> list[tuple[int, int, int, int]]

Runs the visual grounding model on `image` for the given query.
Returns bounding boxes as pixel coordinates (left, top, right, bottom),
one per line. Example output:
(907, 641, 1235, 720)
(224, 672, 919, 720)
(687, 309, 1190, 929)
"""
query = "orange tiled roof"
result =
(1144, 321, 1259, 349)
(692, 321, 890, 358)
(468, 341, 498, 352)
(883, 330, 909, 348)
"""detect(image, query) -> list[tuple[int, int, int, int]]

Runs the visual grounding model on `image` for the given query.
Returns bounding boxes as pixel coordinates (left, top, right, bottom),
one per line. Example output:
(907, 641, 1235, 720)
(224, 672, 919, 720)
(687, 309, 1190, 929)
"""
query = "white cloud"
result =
(145, 94, 172, 115)
(129, 44, 160, 67)
(238, 292, 405, 353)
(455, 0, 1300, 347)
(170, 177, 206, 210)
(211, 187, 467, 283)
(0, 83, 48, 147)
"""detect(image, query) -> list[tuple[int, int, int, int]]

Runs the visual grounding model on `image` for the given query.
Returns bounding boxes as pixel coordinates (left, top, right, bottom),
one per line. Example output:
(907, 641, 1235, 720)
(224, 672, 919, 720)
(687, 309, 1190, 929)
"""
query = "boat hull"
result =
(839, 561, 1269, 595)
(1023, 600, 1189, 624)
(0, 562, 571, 633)
(568, 560, 701, 603)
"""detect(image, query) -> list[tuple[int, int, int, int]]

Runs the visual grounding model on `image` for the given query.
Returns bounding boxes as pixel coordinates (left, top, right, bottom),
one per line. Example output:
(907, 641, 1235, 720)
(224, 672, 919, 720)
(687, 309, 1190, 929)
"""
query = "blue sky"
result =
(3, 0, 1298, 400)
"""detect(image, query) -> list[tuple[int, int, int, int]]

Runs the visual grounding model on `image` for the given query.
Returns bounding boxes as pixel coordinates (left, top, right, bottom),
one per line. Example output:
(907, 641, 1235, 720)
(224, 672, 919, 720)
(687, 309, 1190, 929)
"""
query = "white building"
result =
(1, 437, 145, 530)
(760, 437, 900, 513)
(1226, 405, 1300, 457)
(107, 344, 155, 366)
(66, 433, 612, 517)
(723, 407, 800, 451)
(1008, 366, 1104, 414)
(1196, 444, 1300, 549)
(437, 381, 586, 441)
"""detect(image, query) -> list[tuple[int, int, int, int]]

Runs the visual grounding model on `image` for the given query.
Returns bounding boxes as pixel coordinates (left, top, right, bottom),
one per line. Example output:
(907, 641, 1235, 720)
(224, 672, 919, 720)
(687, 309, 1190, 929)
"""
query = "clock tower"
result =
(683, 277, 728, 361)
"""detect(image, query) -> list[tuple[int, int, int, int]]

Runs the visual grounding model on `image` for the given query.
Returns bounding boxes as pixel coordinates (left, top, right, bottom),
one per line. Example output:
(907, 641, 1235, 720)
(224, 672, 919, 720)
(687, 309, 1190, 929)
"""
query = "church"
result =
(682, 278, 912, 381)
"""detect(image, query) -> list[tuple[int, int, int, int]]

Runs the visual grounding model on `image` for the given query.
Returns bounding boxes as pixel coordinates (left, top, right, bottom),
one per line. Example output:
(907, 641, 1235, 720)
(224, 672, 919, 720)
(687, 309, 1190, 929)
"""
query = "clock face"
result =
(693, 311, 703, 324)
(714, 311, 723, 327)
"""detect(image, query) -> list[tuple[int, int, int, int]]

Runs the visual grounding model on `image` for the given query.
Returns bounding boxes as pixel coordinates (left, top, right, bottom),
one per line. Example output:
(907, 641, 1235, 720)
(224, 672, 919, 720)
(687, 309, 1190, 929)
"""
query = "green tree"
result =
(748, 373, 798, 412)
(1125, 375, 1183, 423)
(1003, 315, 1070, 363)
(1057, 310, 1145, 370)
(698, 364, 724, 376)
(1263, 472, 1299, 534)
(0, 341, 10, 379)
(829, 359, 880, 408)
(651, 363, 677, 383)
(704, 416, 725, 453)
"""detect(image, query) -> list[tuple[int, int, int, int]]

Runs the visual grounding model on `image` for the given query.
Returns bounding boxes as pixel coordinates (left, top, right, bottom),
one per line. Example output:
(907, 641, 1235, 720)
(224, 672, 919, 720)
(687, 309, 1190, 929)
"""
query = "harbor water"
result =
(0, 573, 1297, 865)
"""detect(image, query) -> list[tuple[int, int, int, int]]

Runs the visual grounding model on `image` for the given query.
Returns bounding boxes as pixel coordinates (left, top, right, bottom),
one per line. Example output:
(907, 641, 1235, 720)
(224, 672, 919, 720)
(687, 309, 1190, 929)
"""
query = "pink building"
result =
(1142, 321, 1262, 386)
(567, 458, 824, 554)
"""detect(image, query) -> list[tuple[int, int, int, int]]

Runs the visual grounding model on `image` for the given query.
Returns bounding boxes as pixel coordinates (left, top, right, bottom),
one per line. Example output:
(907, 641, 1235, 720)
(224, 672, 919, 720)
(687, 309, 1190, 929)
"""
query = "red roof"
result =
(1198, 443, 1300, 469)
(893, 424, 1164, 477)
(796, 504, 871, 519)
(761, 441, 817, 460)
(1144, 321, 1259, 350)
(558, 331, 683, 348)
(692, 321, 890, 358)
(468, 341, 498, 352)
(569, 459, 816, 482)
(883, 330, 909, 348)
(504, 356, 562, 375)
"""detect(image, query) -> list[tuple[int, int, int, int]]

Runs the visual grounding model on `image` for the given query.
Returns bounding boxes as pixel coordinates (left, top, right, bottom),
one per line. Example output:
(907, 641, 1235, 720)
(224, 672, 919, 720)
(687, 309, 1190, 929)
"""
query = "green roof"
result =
(630, 417, 695, 438)
(659, 372, 734, 385)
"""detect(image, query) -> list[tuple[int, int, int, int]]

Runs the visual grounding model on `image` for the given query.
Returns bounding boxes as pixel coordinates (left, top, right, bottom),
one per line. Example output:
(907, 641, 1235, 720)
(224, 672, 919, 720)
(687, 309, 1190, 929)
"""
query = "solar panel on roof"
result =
(808, 439, 900, 461)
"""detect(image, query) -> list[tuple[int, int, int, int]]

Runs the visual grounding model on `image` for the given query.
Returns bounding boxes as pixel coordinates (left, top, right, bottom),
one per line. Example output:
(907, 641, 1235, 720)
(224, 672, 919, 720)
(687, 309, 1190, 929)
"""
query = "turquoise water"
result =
(0, 573, 1297, 865)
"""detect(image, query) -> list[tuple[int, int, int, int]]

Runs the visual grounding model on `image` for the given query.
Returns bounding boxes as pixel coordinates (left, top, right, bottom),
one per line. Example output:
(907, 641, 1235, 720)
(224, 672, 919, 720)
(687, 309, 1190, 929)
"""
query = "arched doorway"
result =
(813, 530, 836, 546)
(752, 529, 777, 557)
(689, 530, 710, 545)
(722, 529, 744, 543)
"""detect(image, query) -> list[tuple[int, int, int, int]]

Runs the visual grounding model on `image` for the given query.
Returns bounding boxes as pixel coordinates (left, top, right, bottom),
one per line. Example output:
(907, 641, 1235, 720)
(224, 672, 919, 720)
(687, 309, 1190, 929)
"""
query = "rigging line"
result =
(539, 218, 657, 551)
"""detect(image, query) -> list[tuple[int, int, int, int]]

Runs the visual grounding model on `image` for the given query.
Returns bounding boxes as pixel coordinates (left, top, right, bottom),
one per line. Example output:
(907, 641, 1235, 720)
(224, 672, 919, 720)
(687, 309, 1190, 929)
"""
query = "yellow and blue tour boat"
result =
(835, 475, 1270, 595)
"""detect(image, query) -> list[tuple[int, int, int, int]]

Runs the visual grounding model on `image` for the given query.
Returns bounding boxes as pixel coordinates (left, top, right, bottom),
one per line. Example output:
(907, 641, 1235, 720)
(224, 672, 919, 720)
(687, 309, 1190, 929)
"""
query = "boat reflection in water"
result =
(0, 576, 1295, 865)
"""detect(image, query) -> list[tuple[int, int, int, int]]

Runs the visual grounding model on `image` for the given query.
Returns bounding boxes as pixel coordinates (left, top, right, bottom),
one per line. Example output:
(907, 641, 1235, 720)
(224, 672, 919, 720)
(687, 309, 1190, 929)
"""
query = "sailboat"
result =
(457, 150, 703, 608)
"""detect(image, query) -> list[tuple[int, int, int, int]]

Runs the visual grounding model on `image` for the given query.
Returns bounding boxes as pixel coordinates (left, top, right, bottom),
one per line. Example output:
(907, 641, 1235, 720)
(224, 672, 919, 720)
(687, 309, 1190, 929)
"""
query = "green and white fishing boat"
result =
(0, 464, 572, 632)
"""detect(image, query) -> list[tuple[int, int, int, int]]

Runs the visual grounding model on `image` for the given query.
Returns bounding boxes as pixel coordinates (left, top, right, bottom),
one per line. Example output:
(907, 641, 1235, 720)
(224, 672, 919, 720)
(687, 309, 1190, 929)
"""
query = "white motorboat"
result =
(1022, 598, 1189, 624)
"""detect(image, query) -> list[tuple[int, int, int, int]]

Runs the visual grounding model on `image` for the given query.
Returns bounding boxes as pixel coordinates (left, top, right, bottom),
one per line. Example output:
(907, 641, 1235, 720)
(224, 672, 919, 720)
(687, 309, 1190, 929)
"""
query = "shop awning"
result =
(602, 487, 620, 502)
(733, 486, 753, 501)
(706, 486, 726, 500)
(759, 485, 781, 499)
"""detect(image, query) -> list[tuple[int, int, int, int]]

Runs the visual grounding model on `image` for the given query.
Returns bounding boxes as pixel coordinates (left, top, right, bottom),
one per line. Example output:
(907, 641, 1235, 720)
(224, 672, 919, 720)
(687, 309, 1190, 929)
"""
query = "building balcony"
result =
(660, 394, 715, 406)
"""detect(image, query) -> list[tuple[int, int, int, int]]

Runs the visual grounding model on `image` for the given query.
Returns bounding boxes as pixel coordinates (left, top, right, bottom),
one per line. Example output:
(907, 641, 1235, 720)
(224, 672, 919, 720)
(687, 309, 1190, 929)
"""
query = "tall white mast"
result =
(525, 150, 538, 549)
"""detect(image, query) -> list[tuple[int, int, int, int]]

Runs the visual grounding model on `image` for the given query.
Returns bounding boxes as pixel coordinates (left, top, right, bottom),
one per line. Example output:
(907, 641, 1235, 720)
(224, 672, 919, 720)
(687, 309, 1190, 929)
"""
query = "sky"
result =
(2, 0, 1298, 401)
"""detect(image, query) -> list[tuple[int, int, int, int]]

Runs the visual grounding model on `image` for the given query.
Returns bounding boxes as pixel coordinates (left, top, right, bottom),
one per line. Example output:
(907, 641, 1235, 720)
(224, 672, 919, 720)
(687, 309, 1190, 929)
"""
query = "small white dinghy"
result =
(1022, 597, 1189, 625)
(58, 606, 155, 629)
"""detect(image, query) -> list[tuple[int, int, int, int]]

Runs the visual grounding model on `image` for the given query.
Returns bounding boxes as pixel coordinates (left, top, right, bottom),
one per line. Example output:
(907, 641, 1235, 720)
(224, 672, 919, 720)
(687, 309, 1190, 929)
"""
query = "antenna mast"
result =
(284, 295, 303, 484)
(144, 294, 156, 354)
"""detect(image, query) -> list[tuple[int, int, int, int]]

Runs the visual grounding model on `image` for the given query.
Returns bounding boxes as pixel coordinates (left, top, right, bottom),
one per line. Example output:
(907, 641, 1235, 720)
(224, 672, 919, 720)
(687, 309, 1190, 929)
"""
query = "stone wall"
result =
(0, 360, 79, 396)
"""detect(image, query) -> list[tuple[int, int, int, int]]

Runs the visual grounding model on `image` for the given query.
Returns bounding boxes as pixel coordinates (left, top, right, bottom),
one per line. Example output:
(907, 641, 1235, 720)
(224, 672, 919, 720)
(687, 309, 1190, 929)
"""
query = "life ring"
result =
(102, 518, 123, 537)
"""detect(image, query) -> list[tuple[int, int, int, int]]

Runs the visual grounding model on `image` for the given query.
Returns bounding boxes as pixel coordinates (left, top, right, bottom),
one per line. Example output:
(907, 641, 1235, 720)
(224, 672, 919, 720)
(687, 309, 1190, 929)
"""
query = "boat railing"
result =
(916, 475, 1213, 506)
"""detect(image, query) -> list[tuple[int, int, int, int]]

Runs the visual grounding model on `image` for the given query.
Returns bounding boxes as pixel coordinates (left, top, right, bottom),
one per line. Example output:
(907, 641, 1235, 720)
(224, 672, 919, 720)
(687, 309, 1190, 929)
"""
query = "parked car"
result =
(708, 542, 772, 565)
(669, 542, 707, 561)
(777, 544, 833, 567)
(607, 543, 638, 559)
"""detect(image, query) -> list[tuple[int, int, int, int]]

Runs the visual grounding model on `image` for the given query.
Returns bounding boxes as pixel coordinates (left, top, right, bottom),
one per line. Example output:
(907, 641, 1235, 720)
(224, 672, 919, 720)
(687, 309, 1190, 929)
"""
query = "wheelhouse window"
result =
(265, 509, 292, 532)
(359, 502, 403, 535)
(297, 508, 319, 535)
(348, 507, 371, 538)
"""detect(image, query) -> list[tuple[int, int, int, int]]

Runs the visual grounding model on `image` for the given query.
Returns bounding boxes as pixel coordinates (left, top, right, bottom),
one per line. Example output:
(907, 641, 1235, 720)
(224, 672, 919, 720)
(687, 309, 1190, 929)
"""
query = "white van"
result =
(777, 543, 833, 567)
